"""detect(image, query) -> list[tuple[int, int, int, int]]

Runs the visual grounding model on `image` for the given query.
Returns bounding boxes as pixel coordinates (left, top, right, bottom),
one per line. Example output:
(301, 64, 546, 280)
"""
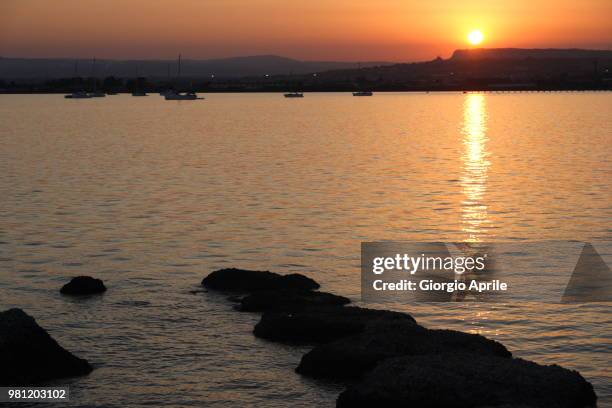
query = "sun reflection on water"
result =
(461, 93, 491, 242)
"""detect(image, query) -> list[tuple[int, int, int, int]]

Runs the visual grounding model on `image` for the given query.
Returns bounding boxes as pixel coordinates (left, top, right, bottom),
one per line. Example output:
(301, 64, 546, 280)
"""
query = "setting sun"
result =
(467, 29, 484, 45)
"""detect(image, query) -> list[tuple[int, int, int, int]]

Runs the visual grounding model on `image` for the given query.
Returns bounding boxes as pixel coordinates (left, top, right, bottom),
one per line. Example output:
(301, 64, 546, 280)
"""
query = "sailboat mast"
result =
(92, 58, 96, 92)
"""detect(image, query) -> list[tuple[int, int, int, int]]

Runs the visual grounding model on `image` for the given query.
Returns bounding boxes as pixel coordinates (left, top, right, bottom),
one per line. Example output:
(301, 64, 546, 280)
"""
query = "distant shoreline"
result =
(2, 48, 611, 95)
(1, 87, 611, 95)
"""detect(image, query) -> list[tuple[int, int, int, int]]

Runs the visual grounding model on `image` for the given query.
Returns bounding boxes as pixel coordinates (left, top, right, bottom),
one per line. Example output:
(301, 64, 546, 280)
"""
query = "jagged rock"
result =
(336, 353, 597, 408)
(297, 324, 511, 379)
(201, 268, 319, 292)
(0, 308, 93, 385)
(254, 306, 417, 344)
(240, 290, 350, 312)
(60, 276, 106, 295)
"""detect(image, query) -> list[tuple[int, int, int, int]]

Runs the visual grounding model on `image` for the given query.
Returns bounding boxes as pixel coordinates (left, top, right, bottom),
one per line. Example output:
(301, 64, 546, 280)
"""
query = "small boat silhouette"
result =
(88, 58, 105, 97)
(64, 61, 91, 99)
(131, 62, 148, 96)
(163, 55, 203, 100)
(164, 90, 203, 100)
(352, 91, 373, 96)
(284, 92, 304, 98)
(65, 91, 92, 99)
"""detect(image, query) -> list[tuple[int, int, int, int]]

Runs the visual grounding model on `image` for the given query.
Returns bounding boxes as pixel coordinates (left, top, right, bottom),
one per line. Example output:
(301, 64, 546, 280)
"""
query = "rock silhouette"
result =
(337, 353, 597, 408)
(202, 268, 319, 292)
(201, 268, 598, 407)
(60, 276, 106, 295)
(0, 308, 92, 385)
(240, 290, 350, 312)
(254, 306, 416, 344)
(297, 324, 511, 379)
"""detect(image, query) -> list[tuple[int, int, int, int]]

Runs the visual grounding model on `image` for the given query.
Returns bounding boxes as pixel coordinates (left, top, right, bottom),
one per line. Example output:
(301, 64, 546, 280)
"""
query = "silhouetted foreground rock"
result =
(60, 276, 106, 295)
(254, 307, 417, 344)
(336, 353, 597, 408)
(0, 309, 92, 385)
(202, 268, 319, 292)
(297, 325, 511, 379)
(203, 267, 597, 406)
(240, 290, 350, 312)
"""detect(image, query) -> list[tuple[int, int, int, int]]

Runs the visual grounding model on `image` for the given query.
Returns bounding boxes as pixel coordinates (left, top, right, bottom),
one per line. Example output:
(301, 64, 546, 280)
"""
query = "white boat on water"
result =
(163, 55, 203, 100)
(164, 90, 202, 100)
(65, 91, 92, 99)
(284, 92, 304, 98)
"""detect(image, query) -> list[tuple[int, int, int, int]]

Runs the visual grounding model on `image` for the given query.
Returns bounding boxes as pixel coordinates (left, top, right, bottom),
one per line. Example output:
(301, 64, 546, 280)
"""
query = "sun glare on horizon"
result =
(467, 29, 484, 45)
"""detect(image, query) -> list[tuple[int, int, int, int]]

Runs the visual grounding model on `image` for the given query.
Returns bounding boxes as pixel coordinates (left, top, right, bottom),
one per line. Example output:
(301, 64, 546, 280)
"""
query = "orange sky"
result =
(1, 0, 610, 61)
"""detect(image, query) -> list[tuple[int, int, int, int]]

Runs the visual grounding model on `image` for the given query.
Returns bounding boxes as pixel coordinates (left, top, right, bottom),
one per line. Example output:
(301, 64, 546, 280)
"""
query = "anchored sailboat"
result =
(284, 70, 304, 98)
(164, 90, 202, 100)
(131, 64, 148, 96)
(352, 64, 373, 96)
(164, 54, 203, 100)
(89, 58, 106, 97)
(65, 91, 91, 99)
(65, 60, 92, 99)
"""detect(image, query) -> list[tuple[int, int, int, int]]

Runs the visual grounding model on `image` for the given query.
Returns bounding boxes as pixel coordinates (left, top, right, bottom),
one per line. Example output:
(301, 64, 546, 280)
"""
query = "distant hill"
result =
(450, 48, 612, 60)
(0, 55, 392, 80)
(310, 48, 612, 89)
(2, 48, 611, 92)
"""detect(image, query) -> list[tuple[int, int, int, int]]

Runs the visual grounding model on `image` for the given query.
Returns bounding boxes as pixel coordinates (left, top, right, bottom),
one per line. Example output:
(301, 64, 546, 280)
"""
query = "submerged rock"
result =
(254, 306, 417, 344)
(60, 276, 106, 295)
(297, 325, 511, 379)
(0, 308, 93, 385)
(240, 290, 350, 312)
(336, 353, 597, 408)
(202, 268, 319, 292)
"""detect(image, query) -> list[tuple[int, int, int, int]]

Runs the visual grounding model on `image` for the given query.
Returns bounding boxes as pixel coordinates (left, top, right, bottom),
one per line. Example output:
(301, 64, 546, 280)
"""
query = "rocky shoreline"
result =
(203, 268, 598, 408)
(0, 268, 599, 407)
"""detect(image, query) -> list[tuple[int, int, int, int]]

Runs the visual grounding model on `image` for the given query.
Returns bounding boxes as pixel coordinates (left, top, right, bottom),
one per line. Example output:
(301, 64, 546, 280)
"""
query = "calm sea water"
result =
(0, 93, 610, 407)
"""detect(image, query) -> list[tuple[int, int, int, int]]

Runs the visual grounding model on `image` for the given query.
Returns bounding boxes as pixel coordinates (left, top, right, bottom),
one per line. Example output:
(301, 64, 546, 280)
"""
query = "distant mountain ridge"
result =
(0, 55, 392, 79)
(2, 48, 611, 92)
(450, 48, 612, 60)
(305, 47, 612, 92)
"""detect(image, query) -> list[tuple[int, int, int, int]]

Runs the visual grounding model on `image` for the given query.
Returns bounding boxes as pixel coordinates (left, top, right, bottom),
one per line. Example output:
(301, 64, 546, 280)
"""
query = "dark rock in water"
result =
(60, 276, 106, 295)
(297, 325, 511, 379)
(254, 306, 416, 344)
(336, 353, 597, 408)
(240, 290, 350, 312)
(202, 268, 319, 292)
(0, 308, 93, 385)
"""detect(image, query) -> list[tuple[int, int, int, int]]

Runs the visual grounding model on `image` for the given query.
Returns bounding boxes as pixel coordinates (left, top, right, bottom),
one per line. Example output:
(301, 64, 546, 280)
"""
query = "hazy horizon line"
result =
(3, 46, 612, 65)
